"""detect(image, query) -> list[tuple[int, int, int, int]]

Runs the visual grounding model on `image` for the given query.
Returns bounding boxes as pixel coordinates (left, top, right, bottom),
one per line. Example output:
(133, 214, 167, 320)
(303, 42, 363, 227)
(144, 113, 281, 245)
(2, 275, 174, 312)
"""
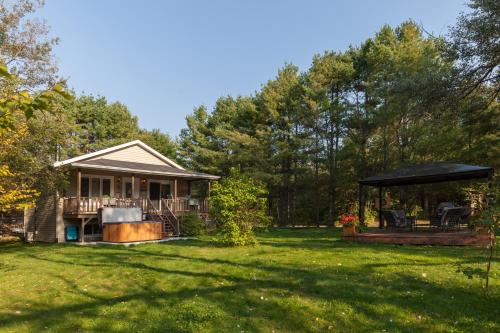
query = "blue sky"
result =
(39, 0, 468, 137)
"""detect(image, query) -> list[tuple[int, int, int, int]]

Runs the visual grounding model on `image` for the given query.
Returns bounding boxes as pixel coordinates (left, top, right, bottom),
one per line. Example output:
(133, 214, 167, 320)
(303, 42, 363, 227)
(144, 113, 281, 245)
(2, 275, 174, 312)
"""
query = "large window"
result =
(80, 175, 113, 197)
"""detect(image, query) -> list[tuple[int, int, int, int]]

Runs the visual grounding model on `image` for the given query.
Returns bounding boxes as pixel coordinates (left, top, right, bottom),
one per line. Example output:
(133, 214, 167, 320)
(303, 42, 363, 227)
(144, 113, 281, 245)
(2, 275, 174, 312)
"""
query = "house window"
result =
(125, 182, 133, 198)
(80, 175, 113, 197)
(84, 222, 102, 235)
(91, 178, 101, 197)
(81, 177, 90, 197)
(102, 179, 111, 196)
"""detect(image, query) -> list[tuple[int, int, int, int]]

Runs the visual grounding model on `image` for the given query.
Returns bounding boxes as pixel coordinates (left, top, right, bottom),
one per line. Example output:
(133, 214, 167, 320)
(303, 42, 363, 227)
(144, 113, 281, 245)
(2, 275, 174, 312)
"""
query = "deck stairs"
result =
(146, 199, 179, 237)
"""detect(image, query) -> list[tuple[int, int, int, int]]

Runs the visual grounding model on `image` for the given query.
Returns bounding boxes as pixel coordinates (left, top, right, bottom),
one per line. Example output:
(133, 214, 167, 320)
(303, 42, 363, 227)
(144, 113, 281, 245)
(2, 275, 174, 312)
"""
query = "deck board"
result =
(342, 231, 489, 246)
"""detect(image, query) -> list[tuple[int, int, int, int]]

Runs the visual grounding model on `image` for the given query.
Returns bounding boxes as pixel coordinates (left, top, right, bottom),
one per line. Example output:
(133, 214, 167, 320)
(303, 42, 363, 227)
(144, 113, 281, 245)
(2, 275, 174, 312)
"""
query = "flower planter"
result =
(342, 225, 357, 236)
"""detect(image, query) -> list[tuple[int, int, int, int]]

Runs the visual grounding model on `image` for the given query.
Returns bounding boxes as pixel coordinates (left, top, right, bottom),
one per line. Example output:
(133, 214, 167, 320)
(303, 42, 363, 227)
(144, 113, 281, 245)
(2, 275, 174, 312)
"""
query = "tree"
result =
(0, 0, 59, 90)
(449, 0, 499, 101)
(257, 64, 304, 225)
(0, 63, 69, 212)
(136, 128, 177, 160)
(210, 168, 271, 246)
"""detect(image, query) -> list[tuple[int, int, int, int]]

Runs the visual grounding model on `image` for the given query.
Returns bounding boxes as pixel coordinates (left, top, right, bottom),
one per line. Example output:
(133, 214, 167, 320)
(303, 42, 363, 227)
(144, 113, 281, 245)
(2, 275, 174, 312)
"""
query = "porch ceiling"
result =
(70, 159, 220, 180)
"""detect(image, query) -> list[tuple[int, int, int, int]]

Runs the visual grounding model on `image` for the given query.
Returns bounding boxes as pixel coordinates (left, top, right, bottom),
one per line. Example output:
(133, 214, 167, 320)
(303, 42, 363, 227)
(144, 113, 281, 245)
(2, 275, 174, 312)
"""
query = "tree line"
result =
(0, 0, 498, 223)
(178, 1, 498, 225)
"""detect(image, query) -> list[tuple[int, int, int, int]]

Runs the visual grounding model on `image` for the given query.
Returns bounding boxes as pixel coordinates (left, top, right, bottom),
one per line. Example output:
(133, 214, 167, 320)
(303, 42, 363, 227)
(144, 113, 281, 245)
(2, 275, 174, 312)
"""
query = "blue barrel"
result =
(66, 225, 78, 241)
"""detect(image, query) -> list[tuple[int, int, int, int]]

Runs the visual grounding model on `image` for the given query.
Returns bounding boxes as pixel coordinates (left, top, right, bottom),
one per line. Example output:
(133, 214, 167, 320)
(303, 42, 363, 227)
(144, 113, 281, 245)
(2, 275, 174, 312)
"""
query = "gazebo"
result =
(348, 162, 494, 246)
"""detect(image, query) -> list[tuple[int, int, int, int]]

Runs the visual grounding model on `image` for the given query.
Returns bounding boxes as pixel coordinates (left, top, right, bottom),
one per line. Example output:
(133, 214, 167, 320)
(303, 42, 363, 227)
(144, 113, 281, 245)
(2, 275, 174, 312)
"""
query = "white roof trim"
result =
(70, 163, 220, 180)
(53, 140, 185, 170)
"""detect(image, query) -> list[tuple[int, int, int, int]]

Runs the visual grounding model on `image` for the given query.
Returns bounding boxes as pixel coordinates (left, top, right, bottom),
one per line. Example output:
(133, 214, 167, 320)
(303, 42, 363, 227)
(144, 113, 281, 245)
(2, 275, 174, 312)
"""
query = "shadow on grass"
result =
(0, 229, 498, 332)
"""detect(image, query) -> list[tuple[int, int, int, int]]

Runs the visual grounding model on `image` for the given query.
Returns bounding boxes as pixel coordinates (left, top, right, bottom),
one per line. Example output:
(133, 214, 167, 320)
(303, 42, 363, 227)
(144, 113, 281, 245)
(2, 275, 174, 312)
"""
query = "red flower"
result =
(339, 214, 359, 226)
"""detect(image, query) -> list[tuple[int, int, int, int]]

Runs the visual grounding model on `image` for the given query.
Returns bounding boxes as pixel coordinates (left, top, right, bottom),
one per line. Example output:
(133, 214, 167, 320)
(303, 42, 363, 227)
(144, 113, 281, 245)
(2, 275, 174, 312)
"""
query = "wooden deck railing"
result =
(62, 197, 149, 215)
(62, 197, 209, 215)
(162, 198, 209, 214)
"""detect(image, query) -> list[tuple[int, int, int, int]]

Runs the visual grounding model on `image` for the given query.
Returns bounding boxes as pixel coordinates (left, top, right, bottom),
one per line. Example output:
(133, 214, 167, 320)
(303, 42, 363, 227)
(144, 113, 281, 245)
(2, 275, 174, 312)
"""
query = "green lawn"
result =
(0, 229, 498, 333)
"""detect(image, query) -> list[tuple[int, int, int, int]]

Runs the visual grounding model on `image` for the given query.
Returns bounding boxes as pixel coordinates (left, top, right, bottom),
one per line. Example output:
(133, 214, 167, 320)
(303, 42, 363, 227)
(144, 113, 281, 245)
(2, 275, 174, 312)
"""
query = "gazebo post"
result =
(487, 173, 493, 208)
(379, 186, 383, 229)
(358, 183, 365, 225)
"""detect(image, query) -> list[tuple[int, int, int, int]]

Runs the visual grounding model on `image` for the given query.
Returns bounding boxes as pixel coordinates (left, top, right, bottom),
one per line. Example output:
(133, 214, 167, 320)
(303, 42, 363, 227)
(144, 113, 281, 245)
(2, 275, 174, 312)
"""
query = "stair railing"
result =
(161, 199, 180, 236)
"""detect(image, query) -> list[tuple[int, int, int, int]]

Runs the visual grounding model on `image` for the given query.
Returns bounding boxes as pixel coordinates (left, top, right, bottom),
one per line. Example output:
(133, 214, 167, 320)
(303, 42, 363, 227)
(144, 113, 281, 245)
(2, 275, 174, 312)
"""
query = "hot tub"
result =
(100, 207, 162, 243)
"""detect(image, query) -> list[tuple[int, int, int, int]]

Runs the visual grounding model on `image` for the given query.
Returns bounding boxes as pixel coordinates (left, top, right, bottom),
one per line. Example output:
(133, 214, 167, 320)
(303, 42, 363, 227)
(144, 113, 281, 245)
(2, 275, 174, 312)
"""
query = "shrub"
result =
(210, 168, 271, 246)
(180, 212, 206, 236)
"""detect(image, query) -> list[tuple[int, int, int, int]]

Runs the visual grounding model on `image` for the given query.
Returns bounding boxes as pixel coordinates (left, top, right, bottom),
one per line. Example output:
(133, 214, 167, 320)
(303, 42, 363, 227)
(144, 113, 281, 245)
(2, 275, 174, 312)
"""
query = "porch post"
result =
(76, 168, 81, 213)
(379, 186, 383, 229)
(173, 178, 177, 213)
(131, 173, 135, 199)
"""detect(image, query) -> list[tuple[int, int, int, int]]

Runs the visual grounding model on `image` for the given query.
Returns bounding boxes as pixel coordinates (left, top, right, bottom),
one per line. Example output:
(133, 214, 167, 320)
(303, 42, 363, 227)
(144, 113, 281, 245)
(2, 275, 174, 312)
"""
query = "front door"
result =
(149, 182, 161, 209)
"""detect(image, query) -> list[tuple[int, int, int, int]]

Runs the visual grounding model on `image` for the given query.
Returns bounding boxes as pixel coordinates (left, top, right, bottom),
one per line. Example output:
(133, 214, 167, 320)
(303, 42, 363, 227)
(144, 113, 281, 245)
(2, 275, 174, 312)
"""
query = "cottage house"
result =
(24, 140, 219, 243)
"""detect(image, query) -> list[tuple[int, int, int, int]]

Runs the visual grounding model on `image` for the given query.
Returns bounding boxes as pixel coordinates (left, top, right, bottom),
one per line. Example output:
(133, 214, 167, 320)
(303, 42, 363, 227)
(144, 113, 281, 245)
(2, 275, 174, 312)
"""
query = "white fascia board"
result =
(70, 163, 220, 180)
(54, 140, 185, 170)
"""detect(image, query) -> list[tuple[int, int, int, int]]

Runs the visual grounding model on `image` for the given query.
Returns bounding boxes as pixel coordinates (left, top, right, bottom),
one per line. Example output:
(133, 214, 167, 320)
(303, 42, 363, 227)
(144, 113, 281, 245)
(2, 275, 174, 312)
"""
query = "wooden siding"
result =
(103, 222, 162, 242)
(86, 144, 168, 166)
(24, 196, 58, 242)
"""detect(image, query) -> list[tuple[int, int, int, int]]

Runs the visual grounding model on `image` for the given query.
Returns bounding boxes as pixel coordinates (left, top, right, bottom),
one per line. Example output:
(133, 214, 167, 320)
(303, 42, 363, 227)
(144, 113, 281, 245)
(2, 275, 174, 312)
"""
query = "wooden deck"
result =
(342, 230, 490, 246)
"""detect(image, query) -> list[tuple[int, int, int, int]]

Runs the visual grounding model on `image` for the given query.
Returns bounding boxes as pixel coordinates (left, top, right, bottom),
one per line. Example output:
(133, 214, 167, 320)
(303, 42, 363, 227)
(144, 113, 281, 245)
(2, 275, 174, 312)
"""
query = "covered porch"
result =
(61, 161, 218, 243)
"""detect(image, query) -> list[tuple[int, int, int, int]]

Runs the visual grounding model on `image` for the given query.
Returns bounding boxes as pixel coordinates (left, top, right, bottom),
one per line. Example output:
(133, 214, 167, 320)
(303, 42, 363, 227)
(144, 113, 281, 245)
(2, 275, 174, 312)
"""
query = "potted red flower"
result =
(339, 214, 359, 236)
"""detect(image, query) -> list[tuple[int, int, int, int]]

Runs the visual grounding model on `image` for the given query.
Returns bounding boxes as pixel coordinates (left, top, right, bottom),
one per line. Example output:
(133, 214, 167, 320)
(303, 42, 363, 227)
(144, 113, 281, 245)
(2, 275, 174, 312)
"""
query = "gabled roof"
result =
(54, 140, 184, 170)
(54, 140, 220, 180)
(359, 162, 494, 187)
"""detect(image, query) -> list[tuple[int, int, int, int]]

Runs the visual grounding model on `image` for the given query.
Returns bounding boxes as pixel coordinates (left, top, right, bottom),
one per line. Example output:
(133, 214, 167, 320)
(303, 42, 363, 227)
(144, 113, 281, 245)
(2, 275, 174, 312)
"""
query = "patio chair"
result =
(382, 210, 414, 230)
(437, 202, 455, 215)
(430, 202, 455, 228)
(441, 207, 471, 230)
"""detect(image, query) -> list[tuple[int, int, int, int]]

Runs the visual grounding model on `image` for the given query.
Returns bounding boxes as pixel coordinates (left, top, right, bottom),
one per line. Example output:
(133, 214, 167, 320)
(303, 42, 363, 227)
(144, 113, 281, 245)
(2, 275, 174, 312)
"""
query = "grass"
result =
(0, 228, 498, 333)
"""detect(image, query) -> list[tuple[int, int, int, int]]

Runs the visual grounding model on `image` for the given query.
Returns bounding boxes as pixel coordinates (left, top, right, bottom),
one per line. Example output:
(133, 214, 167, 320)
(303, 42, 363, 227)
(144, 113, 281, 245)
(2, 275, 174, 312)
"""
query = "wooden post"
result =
(379, 186, 383, 229)
(79, 219, 84, 243)
(358, 183, 365, 225)
(208, 181, 211, 199)
(173, 178, 177, 213)
(131, 174, 135, 199)
(76, 168, 81, 213)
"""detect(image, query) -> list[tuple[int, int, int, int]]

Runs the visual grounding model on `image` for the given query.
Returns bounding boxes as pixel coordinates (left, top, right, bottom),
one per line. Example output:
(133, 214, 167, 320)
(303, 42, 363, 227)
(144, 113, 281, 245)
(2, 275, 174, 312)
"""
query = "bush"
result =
(180, 212, 206, 236)
(210, 168, 271, 246)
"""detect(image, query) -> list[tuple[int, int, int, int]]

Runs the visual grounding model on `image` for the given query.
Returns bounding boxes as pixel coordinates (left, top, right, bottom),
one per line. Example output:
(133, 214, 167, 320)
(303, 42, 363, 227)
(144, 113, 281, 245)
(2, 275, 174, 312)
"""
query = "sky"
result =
(38, 0, 468, 137)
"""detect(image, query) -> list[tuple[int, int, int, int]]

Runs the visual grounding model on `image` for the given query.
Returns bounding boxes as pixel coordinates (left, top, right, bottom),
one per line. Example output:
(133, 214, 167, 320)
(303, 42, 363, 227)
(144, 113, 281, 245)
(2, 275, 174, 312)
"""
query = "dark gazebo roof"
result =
(359, 162, 494, 187)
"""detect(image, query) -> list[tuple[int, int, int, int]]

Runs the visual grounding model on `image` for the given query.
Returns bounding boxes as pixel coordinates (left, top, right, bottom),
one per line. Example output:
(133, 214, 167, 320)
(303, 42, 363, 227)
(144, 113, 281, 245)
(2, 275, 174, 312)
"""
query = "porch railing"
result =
(62, 197, 148, 215)
(62, 197, 209, 215)
(162, 198, 209, 214)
